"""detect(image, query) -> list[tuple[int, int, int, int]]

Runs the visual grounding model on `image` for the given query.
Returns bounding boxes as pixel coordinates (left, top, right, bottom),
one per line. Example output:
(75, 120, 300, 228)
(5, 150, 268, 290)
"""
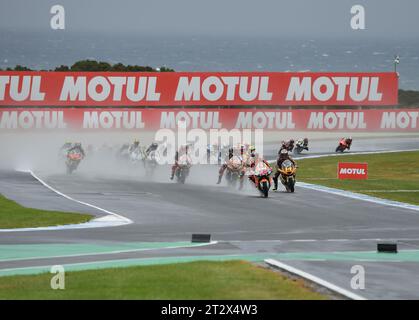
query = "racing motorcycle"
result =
(129, 147, 142, 163)
(277, 159, 297, 193)
(66, 150, 83, 174)
(335, 138, 352, 153)
(175, 154, 192, 184)
(293, 139, 309, 155)
(225, 156, 243, 188)
(251, 161, 273, 198)
(117, 144, 130, 161)
(142, 148, 159, 176)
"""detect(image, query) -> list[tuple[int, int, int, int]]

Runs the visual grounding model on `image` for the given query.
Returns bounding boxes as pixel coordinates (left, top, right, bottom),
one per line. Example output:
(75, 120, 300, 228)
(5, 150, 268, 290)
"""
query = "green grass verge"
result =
(0, 261, 327, 300)
(0, 194, 92, 229)
(295, 150, 419, 205)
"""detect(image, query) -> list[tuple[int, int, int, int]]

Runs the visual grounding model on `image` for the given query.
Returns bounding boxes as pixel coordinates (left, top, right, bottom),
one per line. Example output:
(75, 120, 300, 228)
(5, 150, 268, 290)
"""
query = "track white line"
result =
(298, 182, 419, 212)
(267, 148, 419, 163)
(269, 149, 419, 212)
(0, 170, 133, 232)
(265, 258, 367, 300)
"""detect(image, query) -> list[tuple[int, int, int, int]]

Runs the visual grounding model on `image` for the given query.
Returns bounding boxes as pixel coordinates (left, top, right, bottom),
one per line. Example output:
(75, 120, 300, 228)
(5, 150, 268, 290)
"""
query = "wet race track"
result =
(1, 135, 419, 299)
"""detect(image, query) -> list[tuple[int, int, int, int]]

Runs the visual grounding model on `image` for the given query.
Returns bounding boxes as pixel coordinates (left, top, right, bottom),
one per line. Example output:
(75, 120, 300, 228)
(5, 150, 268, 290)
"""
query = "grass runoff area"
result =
(0, 261, 326, 299)
(0, 194, 92, 229)
(296, 150, 419, 205)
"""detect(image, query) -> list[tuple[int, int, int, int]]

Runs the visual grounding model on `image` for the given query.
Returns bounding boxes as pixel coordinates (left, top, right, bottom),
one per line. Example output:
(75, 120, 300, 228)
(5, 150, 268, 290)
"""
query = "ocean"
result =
(0, 30, 418, 90)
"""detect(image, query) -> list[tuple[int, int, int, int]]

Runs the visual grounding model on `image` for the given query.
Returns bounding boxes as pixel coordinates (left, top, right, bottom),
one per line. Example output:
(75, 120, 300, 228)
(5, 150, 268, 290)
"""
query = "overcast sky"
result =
(0, 0, 418, 38)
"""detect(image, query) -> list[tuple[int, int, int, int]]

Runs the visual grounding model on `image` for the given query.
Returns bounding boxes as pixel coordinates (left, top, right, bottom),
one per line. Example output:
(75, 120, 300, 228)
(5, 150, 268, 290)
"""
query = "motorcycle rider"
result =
(280, 139, 295, 152)
(244, 145, 258, 168)
(128, 139, 141, 153)
(59, 141, 73, 158)
(217, 147, 234, 184)
(273, 149, 296, 191)
(247, 156, 272, 187)
(170, 144, 191, 180)
(341, 137, 353, 150)
(145, 142, 159, 156)
(61, 141, 73, 151)
(296, 138, 309, 151)
(67, 142, 85, 158)
(217, 147, 246, 187)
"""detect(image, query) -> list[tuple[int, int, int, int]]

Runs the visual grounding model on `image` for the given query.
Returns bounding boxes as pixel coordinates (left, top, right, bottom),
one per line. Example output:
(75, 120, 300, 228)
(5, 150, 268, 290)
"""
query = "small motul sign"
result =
(338, 162, 368, 180)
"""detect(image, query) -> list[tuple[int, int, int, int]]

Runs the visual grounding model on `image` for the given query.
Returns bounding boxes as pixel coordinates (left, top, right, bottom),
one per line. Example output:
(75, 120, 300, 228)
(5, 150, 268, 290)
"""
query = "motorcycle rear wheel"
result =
(288, 178, 295, 193)
(260, 181, 269, 198)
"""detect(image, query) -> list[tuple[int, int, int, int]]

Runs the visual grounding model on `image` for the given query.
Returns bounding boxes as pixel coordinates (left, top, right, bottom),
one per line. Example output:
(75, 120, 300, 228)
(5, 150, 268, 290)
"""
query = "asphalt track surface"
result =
(1, 136, 419, 299)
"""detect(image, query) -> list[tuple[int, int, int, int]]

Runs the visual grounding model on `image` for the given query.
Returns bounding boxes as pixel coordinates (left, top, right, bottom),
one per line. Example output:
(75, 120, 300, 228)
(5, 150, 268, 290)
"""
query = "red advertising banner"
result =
(0, 108, 417, 131)
(0, 71, 398, 106)
(338, 163, 368, 180)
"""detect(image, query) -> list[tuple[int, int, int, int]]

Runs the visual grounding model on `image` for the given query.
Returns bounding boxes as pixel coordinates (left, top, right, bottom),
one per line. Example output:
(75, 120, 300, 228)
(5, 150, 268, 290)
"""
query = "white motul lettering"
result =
(0, 111, 17, 129)
(126, 77, 147, 102)
(239, 77, 259, 101)
(349, 77, 369, 102)
(312, 77, 334, 101)
(286, 77, 311, 101)
(60, 77, 87, 101)
(30, 76, 46, 101)
(221, 76, 239, 101)
(88, 76, 110, 102)
(0, 76, 10, 100)
(202, 77, 224, 101)
(380, 112, 419, 129)
(286, 76, 382, 102)
(146, 77, 160, 101)
(175, 77, 200, 101)
(340, 168, 365, 174)
(259, 77, 273, 100)
(108, 77, 126, 101)
(10, 76, 31, 101)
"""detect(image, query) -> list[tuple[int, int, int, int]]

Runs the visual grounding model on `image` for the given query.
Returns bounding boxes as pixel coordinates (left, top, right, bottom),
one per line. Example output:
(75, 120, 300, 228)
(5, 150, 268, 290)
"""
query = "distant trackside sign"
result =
(338, 162, 368, 180)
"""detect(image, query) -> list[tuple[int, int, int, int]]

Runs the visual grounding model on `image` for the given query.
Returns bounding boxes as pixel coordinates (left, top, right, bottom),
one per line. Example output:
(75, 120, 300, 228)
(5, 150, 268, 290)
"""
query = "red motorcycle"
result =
(335, 138, 352, 153)
(66, 150, 83, 174)
(249, 160, 273, 198)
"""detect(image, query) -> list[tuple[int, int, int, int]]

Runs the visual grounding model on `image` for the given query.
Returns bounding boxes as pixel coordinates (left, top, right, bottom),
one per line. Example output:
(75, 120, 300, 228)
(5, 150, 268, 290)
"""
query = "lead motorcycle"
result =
(250, 160, 273, 198)
(66, 150, 83, 174)
(278, 159, 297, 192)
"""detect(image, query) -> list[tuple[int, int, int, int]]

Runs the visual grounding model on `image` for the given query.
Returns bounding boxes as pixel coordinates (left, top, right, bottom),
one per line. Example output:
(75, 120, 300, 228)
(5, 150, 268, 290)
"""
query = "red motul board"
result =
(0, 71, 398, 106)
(338, 163, 368, 180)
(0, 108, 418, 131)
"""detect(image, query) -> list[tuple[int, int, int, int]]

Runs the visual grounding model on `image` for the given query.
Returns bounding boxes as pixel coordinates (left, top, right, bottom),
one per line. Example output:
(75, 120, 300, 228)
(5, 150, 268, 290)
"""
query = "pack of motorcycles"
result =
(59, 138, 352, 198)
